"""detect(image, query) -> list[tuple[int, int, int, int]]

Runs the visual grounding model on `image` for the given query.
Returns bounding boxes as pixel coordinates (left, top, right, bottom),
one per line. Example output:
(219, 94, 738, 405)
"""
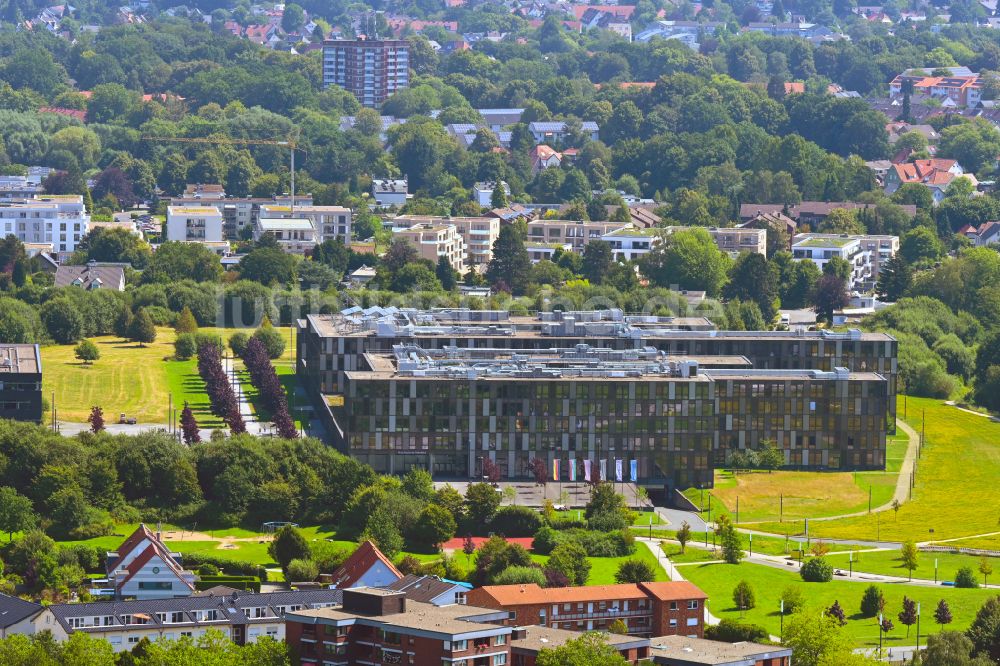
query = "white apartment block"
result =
(394, 215, 499, 268)
(602, 226, 659, 261)
(261, 204, 352, 245)
(168, 194, 310, 239)
(254, 218, 318, 255)
(792, 233, 899, 291)
(392, 222, 466, 273)
(166, 206, 224, 243)
(526, 220, 624, 252)
(0, 195, 89, 258)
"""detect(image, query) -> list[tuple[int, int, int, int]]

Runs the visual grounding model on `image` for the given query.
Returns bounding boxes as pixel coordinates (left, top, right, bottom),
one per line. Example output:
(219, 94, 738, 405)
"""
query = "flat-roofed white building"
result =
(0, 195, 89, 258)
(260, 204, 352, 245)
(254, 217, 317, 255)
(166, 206, 224, 243)
(792, 233, 898, 291)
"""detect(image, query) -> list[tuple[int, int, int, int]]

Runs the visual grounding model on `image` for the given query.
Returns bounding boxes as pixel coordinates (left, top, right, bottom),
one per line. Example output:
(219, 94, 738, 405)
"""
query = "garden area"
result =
(681, 560, 997, 648)
(748, 398, 1000, 542)
(683, 428, 908, 525)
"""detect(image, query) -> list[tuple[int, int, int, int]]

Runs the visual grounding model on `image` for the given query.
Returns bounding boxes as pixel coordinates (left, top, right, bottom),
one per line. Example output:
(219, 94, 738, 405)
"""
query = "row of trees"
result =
(196, 342, 246, 434)
(240, 336, 297, 439)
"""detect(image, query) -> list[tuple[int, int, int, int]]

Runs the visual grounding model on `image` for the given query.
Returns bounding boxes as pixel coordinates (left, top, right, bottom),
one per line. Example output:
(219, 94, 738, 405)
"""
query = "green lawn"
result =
(659, 543, 721, 564)
(682, 431, 907, 526)
(681, 561, 997, 647)
(825, 549, 1000, 585)
(531, 545, 667, 586)
(42, 325, 299, 427)
(750, 399, 1000, 542)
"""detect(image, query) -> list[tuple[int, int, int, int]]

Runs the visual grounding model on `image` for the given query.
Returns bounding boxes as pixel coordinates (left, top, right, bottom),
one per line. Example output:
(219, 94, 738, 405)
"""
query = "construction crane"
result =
(141, 135, 303, 210)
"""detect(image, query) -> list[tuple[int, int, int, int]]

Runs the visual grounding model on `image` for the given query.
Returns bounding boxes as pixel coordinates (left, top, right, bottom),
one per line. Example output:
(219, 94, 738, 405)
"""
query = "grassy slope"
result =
(683, 432, 907, 525)
(681, 561, 996, 647)
(43, 326, 235, 424)
(751, 398, 1000, 542)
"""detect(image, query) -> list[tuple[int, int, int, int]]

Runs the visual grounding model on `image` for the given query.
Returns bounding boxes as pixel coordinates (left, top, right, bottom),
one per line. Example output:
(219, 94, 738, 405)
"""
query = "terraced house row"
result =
(297, 308, 896, 493)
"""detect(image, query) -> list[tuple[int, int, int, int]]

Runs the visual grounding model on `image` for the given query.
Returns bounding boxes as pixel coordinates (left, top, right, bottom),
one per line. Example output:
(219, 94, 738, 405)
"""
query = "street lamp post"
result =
(849, 551, 853, 578)
(780, 600, 784, 639)
(706, 496, 711, 547)
(878, 614, 884, 655)
(935, 559, 938, 584)
(749, 532, 752, 556)
(916, 603, 921, 655)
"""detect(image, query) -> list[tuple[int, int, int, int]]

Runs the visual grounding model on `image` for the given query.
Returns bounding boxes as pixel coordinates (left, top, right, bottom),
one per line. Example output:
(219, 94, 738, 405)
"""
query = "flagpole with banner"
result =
(615, 459, 623, 495)
(584, 459, 592, 482)
(600, 459, 607, 483)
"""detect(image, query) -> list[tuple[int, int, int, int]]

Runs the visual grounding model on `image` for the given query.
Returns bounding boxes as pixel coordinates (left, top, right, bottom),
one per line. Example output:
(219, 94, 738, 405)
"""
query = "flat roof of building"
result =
(794, 236, 858, 248)
(257, 218, 315, 231)
(511, 626, 646, 653)
(305, 308, 892, 342)
(167, 206, 222, 216)
(0, 344, 40, 374)
(289, 599, 509, 639)
(347, 345, 882, 383)
(648, 635, 792, 665)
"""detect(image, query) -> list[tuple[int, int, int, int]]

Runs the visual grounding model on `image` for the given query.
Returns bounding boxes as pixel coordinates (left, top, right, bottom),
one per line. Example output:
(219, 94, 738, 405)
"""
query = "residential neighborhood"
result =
(4, 0, 1000, 664)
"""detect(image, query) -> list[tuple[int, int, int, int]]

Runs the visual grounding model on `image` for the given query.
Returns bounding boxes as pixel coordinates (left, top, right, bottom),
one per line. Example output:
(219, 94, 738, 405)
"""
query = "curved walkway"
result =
(797, 418, 921, 524)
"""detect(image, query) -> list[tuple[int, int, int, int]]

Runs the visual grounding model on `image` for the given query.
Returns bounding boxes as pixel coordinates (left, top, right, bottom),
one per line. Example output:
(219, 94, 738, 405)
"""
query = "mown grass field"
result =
(751, 399, 1000, 542)
(683, 431, 907, 525)
(43, 326, 236, 424)
(681, 561, 997, 647)
(825, 548, 1000, 584)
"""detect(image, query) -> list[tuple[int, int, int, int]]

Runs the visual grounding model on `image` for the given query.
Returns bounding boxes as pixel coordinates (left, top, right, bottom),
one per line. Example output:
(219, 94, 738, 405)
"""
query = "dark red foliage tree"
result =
(92, 167, 136, 208)
(180, 402, 201, 444)
(241, 336, 297, 438)
(482, 457, 501, 484)
(529, 458, 547, 485)
(197, 342, 245, 434)
(88, 405, 104, 433)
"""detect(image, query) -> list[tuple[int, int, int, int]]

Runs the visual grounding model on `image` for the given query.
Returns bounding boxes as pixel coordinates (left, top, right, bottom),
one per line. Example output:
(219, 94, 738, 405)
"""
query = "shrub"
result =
(955, 566, 979, 588)
(493, 565, 547, 585)
(800, 557, 834, 582)
(491, 505, 543, 537)
(615, 558, 656, 584)
(559, 528, 634, 557)
(704, 619, 768, 643)
(781, 586, 805, 614)
(180, 553, 267, 581)
(142, 305, 175, 326)
(174, 333, 198, 360)
(396, 555, 422, 575)
(197, 563, 220, 576)
(229, 331, 250, 357)
(532, 526, 560, 555)
(253, 326, 286, 359)
(547, 541, 591, 585)
(286, 558, 319, 582)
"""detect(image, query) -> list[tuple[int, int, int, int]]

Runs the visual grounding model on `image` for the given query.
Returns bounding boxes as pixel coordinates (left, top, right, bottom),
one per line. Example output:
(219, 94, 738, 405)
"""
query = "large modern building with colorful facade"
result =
(297, 308, 896, 492)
